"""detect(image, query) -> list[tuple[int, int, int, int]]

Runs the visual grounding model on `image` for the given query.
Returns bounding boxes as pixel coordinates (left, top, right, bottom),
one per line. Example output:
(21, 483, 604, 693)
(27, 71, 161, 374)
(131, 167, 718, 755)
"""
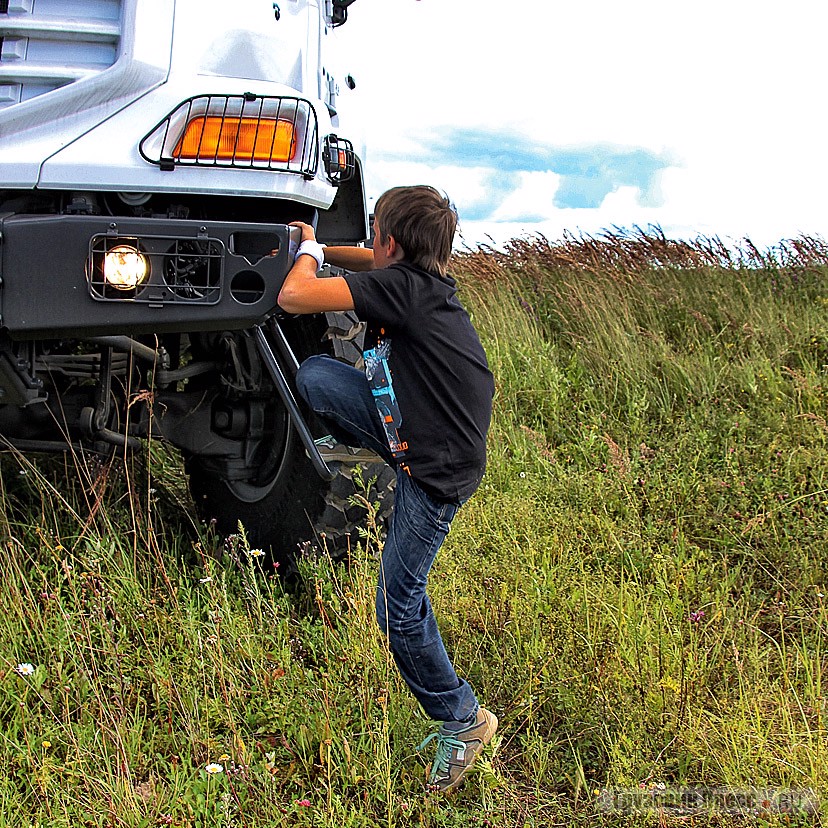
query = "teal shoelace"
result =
(417, 731, 467, 778)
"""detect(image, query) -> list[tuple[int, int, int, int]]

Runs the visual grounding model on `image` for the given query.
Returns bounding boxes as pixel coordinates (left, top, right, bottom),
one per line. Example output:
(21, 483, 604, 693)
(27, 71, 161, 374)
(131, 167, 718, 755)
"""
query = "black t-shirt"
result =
(344, 262, 494, 503)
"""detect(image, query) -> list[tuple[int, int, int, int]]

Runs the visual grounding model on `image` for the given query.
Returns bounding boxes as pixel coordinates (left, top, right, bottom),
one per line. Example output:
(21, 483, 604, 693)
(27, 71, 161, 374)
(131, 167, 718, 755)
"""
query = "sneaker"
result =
(311, 435, 383, 465)
(417, 707, 498, 793)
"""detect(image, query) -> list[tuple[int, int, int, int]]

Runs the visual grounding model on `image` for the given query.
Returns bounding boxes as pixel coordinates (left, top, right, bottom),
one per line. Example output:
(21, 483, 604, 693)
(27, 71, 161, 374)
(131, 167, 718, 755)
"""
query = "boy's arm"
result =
(277, 222, 356, 314)
(323, 245, 375, 272)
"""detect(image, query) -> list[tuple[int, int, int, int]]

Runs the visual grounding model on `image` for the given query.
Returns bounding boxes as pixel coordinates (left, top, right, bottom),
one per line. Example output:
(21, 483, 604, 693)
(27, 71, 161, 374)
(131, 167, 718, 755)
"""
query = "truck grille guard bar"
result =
(254, 321, 335, 482)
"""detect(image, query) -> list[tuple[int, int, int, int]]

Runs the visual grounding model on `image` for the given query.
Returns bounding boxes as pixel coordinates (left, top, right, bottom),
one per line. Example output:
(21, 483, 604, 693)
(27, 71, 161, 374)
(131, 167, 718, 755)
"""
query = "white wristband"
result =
(296, 239, 326, 270)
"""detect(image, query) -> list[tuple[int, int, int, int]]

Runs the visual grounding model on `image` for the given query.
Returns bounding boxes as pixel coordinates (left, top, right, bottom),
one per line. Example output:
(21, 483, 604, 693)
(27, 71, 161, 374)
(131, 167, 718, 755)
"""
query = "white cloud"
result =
(489, 171, 561, 222)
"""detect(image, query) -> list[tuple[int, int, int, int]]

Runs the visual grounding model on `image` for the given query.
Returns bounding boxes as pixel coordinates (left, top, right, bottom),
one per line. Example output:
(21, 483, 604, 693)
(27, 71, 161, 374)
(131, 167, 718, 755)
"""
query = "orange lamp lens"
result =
(173, 116, 296, 162)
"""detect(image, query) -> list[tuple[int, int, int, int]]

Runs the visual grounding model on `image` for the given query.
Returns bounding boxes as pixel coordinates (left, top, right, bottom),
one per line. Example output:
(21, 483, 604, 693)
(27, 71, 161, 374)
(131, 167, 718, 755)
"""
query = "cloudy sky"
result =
(335, 0, 828, 250)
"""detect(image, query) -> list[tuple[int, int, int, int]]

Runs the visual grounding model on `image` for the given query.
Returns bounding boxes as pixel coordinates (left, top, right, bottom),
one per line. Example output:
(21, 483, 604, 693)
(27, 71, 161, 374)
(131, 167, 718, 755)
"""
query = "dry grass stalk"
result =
(454, 228, 828, 281)
(639, 443, 656, 460)
(797, 412, 828, 433)
(602, 433, 630, 477)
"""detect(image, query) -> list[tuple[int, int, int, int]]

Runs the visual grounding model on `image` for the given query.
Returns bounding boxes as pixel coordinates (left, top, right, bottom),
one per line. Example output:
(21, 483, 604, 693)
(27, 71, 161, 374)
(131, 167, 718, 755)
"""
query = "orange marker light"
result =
(173, 116, 297, 163)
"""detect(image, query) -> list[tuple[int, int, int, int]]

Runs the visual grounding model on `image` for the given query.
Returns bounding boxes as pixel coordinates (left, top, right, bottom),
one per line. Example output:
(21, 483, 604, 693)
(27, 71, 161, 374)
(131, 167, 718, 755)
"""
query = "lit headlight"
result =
(103, 244, 149, 290)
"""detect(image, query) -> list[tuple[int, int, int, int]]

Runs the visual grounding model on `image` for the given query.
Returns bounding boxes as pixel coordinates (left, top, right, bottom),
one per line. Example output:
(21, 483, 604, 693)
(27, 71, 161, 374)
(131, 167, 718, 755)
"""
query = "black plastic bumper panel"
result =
(0, 214, 295, 338)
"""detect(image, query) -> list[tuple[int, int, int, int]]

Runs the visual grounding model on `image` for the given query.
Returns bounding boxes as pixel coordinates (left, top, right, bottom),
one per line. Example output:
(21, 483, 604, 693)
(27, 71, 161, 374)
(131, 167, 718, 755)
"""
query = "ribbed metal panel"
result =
(0, 0, 122, 109)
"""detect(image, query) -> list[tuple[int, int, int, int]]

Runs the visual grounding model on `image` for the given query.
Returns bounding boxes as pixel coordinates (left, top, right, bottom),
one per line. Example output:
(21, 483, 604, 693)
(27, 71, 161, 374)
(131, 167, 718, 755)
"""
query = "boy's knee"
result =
(296, 355, 331, 406)
(375, 587, 425, 638)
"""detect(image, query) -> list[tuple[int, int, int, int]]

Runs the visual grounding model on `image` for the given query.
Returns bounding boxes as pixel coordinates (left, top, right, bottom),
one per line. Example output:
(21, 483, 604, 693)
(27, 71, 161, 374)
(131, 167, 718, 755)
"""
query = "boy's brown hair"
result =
(374, 185, 457, 276)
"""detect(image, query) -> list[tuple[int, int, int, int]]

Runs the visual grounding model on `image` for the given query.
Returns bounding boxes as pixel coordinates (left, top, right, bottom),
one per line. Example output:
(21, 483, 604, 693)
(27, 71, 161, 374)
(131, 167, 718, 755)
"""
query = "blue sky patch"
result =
(375, 127, 675, 218)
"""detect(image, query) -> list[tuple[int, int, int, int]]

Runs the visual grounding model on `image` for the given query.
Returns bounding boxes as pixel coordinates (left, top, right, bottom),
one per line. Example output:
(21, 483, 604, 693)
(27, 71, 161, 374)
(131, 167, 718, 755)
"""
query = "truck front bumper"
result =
(0, 214, 297, 338)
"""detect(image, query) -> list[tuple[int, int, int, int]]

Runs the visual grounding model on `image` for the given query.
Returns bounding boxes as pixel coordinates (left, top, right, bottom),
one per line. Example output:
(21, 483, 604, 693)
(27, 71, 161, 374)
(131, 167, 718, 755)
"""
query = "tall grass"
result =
(1, 231, 826, 826)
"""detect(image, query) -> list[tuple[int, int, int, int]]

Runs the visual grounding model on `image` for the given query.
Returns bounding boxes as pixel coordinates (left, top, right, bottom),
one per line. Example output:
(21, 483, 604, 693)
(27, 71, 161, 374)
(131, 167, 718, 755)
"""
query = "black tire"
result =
(186, 311, 395, 565)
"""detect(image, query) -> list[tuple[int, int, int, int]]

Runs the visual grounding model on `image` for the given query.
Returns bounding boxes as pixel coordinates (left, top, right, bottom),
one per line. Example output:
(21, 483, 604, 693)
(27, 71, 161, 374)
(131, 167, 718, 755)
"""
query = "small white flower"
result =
(519, 471, 526, 479)
(18, 469, 27, 476)
(205, 762, 223, 775)
(15, 663, 35, 676)
(199, 576, 212, 584)
(249, 548, 265, 558)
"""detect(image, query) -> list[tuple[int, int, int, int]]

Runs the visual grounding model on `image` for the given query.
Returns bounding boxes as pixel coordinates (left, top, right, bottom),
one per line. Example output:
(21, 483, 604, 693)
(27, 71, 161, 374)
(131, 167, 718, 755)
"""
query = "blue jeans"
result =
(296, 355, 480, 723)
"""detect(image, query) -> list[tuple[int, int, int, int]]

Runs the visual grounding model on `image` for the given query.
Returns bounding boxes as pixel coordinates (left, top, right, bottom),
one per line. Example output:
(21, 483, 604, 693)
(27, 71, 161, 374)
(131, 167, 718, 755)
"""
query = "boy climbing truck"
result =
(0, 0, 392, 560)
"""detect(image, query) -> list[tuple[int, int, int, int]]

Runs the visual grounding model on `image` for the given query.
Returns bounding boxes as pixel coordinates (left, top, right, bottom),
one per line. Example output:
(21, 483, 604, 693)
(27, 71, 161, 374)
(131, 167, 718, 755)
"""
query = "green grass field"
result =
(1, 231, 826, 826)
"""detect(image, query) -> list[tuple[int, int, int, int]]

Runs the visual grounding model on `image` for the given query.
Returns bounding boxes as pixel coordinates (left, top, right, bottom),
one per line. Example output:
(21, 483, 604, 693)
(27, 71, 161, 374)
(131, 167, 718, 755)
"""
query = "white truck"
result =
(0, 0, 391, 560)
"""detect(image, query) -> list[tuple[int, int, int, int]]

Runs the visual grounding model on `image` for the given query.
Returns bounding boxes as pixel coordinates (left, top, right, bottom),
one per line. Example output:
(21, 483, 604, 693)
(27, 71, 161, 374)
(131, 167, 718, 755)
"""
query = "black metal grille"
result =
(87, 234, 223, 304)
(323, 134, 356, 184)
(0, 1, 9, 15)
(139, 94, 319, 177)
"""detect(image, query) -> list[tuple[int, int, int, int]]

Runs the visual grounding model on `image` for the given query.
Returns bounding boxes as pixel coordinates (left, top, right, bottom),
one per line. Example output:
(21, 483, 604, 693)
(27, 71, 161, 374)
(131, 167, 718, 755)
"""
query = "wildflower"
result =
(249, 548, 265, 558)
(689, 609, 705, 623)
(519, 471, 526, 479)
(205, 762, 223, 774)
(518, 296, 536, 318)
(199, 576, 212, 584)
(15, 663, 35, 676)
(295, 799, 311, 807)
(219, 753, 230, 761)
(42, 740, 51, 749)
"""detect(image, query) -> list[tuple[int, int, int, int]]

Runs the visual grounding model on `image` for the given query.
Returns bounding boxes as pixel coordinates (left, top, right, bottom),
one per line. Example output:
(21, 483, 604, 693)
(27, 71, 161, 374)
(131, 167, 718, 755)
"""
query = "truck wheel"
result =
(187, 437, 395, 567)
(186, 312, 395, 567)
